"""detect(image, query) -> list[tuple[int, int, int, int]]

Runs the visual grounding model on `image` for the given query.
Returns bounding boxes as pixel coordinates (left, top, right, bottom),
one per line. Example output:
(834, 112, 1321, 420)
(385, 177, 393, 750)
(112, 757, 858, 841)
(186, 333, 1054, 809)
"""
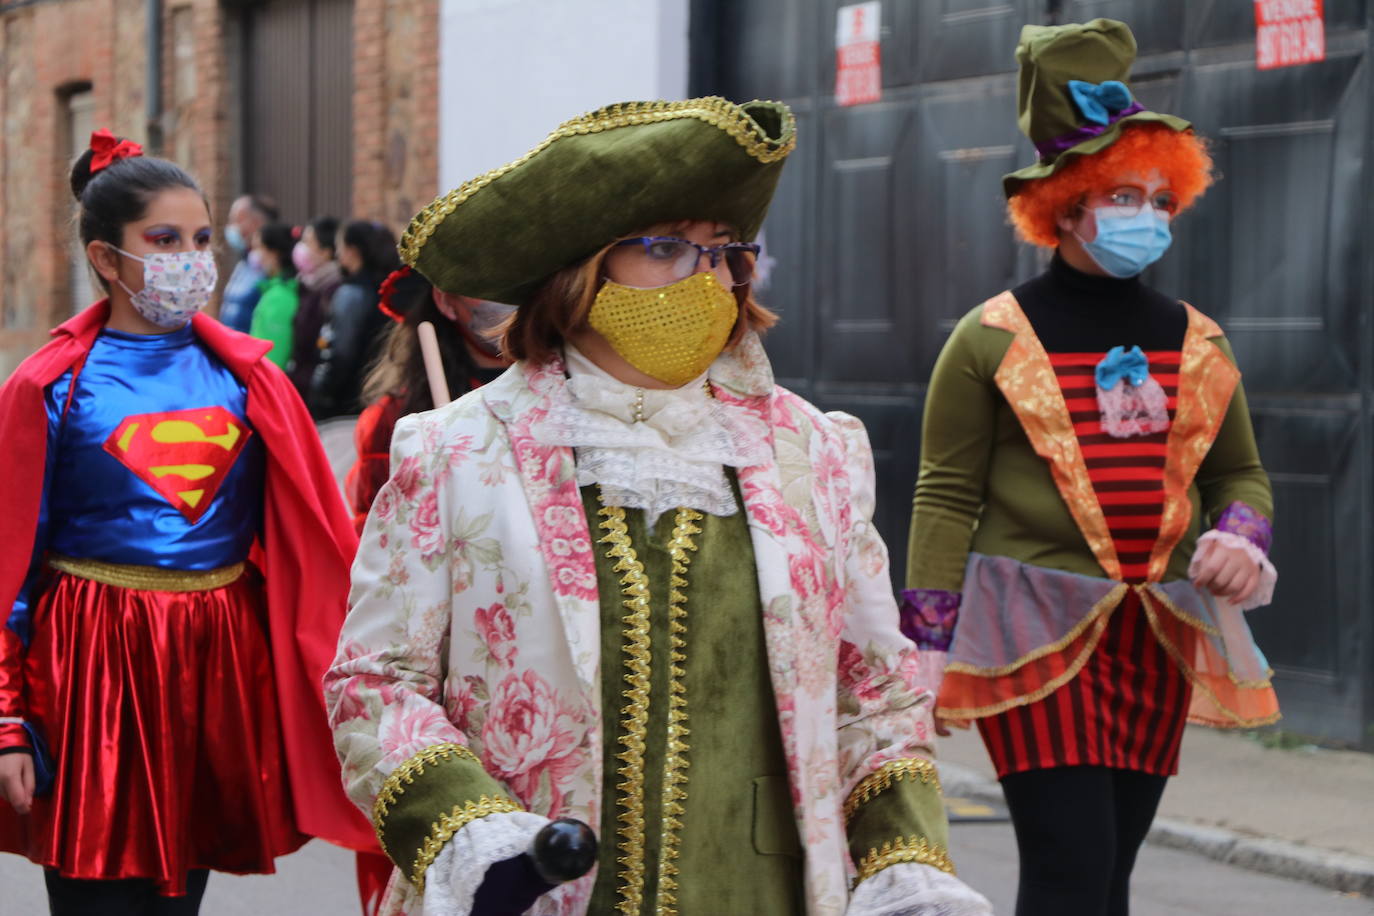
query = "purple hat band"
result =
(1034, 102, 1146, 161)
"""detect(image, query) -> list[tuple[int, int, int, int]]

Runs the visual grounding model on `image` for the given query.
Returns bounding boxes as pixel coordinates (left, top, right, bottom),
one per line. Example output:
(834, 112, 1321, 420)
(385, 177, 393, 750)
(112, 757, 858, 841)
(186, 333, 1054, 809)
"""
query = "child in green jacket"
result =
(247, 221, 300, 369)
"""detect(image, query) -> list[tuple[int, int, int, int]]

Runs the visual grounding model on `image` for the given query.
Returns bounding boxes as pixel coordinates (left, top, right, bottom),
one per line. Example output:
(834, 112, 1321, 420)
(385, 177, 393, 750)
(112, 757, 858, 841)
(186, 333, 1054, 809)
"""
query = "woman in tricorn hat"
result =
(903, 19, 1278, 916)
(326, 98, 992, 915)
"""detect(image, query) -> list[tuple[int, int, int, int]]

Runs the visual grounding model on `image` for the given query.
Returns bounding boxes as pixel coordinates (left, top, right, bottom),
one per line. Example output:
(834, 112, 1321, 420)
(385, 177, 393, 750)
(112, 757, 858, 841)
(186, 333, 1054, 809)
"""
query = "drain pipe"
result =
(145, 0, 163, 152)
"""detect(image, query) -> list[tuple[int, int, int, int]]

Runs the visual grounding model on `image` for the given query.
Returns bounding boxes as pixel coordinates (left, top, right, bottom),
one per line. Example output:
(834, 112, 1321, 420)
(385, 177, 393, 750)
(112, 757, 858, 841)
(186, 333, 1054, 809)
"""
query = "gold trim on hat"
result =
(399, 97, 796, 267)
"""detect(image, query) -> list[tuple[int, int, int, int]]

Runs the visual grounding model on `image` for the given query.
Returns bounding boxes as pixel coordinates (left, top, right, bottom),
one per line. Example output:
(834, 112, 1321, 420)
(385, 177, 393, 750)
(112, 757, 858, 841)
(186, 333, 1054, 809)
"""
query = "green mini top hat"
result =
(400, 97, 796, 306)
(1002, 18, 1190, 198)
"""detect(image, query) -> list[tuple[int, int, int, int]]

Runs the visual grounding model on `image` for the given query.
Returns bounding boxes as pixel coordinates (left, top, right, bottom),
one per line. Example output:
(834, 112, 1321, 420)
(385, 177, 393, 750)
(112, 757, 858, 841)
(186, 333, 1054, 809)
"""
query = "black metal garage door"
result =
(691, 0, 1374, 748)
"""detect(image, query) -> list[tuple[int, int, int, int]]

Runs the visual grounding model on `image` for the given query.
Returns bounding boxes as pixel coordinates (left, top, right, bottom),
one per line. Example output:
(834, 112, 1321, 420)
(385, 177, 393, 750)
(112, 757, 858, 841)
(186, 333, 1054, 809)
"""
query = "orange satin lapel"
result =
(1146, 304, 1240, 581)
(981, 293, 1121, 580)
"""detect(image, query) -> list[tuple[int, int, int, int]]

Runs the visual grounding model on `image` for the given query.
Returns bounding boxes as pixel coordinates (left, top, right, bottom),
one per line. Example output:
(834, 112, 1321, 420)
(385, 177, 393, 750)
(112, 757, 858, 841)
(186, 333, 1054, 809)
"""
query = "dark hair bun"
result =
(69, 147, 101, 202)
(70, 139, 205, 286)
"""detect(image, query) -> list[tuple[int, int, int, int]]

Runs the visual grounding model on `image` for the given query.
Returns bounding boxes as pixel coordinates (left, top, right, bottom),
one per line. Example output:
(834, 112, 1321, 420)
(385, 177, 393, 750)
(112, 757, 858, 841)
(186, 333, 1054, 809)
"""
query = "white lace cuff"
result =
(846, 862, 993, 916)
(1190, 530, 1277, 610)
(420, 810, 549, 916)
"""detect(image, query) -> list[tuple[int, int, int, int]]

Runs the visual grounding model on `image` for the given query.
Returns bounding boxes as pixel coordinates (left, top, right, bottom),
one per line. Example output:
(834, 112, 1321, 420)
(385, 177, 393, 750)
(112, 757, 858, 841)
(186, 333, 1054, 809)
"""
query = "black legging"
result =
(1001, 766, 1167, 916)
(45, 869, 209, 916)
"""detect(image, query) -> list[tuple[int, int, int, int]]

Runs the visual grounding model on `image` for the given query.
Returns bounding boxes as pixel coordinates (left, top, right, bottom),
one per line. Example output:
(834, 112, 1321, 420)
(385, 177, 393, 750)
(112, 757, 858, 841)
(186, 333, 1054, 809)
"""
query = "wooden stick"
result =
(416, 321, 452, 407)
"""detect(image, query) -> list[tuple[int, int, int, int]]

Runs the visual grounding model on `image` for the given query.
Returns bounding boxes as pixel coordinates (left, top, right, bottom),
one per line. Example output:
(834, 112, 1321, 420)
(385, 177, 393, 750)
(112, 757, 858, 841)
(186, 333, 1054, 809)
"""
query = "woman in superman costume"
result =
(0, 132, 379, 914)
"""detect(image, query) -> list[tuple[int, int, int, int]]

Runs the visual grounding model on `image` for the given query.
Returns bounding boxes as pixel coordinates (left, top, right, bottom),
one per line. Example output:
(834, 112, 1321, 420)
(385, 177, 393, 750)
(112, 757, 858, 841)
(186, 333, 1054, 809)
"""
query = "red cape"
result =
(0, 301, 376, 854)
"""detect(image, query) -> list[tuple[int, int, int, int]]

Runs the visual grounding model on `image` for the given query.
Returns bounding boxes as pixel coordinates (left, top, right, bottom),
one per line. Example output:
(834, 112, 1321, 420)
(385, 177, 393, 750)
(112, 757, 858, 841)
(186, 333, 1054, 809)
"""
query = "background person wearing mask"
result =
(310, 220, 399, 417)
(218, 194, 277, 333)
(289, 215, 342, 399)
(247, 222, 300, 370)
(345, 265, 513, 532)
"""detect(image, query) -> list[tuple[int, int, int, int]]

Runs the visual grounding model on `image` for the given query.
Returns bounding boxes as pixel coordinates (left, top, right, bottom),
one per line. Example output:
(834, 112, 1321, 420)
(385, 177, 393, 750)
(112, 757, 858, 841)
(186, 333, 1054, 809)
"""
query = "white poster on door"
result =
(836, 2, 882, 107)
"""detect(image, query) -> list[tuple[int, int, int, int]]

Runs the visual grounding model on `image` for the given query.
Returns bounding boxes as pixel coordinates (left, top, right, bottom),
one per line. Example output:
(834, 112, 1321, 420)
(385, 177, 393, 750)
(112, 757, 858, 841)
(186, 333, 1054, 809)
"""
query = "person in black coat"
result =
(310, 220, 399, 417)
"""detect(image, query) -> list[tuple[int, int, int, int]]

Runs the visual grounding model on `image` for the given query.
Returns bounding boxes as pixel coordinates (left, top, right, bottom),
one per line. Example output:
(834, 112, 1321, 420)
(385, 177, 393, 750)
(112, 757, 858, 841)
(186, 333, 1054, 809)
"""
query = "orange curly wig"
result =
(1008, 122, 1214, 247)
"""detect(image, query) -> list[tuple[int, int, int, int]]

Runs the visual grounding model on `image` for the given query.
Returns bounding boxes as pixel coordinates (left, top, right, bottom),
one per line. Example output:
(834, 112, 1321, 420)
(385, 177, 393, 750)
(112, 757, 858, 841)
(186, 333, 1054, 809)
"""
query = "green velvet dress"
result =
(581, 484, 805, 915)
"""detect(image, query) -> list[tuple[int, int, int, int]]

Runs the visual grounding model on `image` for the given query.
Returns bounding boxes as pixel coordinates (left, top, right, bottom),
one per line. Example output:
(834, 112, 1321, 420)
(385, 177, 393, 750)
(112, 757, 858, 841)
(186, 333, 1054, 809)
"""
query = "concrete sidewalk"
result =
(937, 724, 1374, 898)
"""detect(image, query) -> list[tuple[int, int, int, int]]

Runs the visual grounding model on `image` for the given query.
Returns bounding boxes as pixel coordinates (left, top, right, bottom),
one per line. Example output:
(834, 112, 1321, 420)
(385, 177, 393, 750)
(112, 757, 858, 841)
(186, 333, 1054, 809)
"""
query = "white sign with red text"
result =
(1255, 0, 1325, 70)
(836, 2, 882, 107)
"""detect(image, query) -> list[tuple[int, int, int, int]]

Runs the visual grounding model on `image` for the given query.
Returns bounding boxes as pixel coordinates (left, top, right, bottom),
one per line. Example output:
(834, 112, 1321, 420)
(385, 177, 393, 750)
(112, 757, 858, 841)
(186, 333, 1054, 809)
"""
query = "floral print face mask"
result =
(108, 246, 218, 328)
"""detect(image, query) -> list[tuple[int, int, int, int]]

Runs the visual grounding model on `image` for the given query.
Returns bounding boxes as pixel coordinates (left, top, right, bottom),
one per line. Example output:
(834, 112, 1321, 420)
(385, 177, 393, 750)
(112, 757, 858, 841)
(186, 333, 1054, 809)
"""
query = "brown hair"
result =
(500, 231, 779, 365)
(361, 272, 483, 416)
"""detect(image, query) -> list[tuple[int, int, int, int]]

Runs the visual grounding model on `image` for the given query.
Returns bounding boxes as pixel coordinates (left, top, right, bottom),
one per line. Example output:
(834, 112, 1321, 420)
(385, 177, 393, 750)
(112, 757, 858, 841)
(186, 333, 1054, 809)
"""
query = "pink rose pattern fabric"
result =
(325, 336, 938, 916)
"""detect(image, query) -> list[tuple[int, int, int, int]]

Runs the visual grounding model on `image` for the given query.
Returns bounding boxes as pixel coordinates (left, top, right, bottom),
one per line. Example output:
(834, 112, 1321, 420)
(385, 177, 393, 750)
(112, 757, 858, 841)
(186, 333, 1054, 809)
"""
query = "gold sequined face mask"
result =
(588, 271, 739, 387)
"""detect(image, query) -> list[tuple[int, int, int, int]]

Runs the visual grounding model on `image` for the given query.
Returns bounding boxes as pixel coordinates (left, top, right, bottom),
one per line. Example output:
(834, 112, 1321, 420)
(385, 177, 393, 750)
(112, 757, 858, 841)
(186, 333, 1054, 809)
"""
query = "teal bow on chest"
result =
(1095, 345, 1150, 389)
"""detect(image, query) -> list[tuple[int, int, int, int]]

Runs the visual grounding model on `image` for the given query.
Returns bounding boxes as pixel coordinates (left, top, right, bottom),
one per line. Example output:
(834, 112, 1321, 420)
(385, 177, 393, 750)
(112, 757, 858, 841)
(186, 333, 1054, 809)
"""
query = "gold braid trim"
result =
(944, 582, 1127, 678)
(599, 504, 652, 916)
(598, 499, 702, 916)
(410, 795, 526, 892)
(939, 609, 1116, 720)
(1141, 583, 1221, 638)
(399, 97, 797, 265)
(655, 507, 701, 915)
(856, 835, 956, 883)
(843, 758, 940, 825)
(48, 555, 244, 592)
(1138, 592, 1281, 727)
(371, 742, 482, 841)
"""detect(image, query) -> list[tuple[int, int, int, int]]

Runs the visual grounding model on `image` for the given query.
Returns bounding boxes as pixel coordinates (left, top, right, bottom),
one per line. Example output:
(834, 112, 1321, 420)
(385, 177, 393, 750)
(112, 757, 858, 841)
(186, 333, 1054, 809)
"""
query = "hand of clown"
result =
(1189, 538, 1262, 605)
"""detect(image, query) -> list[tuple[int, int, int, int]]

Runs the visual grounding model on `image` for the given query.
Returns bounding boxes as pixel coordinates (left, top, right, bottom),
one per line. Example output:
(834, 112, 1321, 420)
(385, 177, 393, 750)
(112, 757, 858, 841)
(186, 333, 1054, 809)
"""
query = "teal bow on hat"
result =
(1068, 79, 1133, 126)
(1095, 345, 1150, 389)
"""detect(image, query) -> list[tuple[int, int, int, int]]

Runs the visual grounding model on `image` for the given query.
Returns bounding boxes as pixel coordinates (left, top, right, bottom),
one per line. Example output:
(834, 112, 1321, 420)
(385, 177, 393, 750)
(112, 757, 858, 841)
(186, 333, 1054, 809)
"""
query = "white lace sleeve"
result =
(846, 863, 994, 916)
(420, 810, 550, 916)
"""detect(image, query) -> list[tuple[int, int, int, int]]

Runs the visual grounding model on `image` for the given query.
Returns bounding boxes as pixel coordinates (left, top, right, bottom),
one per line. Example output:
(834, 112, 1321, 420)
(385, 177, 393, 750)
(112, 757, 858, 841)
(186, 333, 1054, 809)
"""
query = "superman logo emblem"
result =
(103, 406, 252, 523)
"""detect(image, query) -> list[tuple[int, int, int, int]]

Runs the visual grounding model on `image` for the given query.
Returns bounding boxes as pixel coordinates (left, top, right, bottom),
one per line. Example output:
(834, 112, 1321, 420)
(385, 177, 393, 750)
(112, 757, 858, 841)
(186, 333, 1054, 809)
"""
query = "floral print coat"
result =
(325, 333, 939, 916)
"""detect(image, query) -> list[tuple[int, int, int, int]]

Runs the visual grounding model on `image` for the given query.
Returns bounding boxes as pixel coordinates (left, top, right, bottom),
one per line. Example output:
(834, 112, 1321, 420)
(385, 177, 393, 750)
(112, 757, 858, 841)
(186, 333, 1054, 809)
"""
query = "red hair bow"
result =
(377, 266, 413, 324)
(89, 128, 144, 175)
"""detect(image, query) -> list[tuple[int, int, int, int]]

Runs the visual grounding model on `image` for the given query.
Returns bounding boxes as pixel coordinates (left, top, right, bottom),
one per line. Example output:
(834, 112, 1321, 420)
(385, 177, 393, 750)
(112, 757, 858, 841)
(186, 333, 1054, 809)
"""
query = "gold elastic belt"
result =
(47, 556, 245, 592)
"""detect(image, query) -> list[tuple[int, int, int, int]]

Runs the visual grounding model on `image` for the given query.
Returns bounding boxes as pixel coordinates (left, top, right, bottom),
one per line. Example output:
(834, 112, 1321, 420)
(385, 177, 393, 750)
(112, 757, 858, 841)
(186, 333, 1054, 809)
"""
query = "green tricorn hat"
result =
(1002, 18, 1191, 198)
(399, 97, 796, 306)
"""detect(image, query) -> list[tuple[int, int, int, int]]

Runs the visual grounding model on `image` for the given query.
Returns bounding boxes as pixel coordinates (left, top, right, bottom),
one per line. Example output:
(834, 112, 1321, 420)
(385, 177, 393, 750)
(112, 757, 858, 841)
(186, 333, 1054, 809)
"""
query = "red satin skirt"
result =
(0, 566, 307, 894)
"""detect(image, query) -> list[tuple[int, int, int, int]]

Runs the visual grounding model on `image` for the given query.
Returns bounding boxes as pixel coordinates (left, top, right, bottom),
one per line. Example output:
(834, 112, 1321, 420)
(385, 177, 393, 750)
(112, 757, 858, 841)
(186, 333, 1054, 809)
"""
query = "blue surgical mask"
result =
(224, 224, 247, 254)
(1079, 207, 1172, 278)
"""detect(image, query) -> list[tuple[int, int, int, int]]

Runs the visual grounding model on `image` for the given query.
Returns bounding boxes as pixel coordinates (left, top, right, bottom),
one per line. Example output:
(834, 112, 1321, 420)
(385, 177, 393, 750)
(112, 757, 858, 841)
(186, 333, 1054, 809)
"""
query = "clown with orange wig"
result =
(902, 19, 1279, 915)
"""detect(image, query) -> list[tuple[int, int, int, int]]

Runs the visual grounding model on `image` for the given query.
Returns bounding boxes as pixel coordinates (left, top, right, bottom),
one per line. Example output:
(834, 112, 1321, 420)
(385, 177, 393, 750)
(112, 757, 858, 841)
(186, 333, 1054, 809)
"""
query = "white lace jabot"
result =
(528, 344, 771, 525)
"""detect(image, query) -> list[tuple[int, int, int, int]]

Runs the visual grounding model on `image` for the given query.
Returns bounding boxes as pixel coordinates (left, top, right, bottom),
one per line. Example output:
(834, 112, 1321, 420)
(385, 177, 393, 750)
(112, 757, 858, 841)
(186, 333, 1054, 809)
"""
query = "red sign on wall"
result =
(836, 2, 882, 107)
(1255, 0, 1325, 70)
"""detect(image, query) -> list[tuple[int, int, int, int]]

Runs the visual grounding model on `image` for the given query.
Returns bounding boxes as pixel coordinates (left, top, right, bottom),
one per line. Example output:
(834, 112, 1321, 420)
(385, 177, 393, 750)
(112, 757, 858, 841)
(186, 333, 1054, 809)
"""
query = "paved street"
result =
(4, 824, 1371, 913)
(949, 821, 1374, 915)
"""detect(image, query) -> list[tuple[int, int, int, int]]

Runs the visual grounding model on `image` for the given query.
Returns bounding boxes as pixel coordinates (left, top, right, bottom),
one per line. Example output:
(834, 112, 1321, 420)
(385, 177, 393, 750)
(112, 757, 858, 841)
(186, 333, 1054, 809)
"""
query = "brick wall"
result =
(351, 0, 440, 233)
(0, 0, 230, 377)
(0, 0, 437, 377)
(160, 0, 234, 299)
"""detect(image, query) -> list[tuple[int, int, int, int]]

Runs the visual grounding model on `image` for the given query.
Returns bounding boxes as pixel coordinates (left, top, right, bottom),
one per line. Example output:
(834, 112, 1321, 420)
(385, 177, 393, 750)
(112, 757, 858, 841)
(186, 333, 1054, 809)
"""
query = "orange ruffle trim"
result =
(938, 586, 1279, 729)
